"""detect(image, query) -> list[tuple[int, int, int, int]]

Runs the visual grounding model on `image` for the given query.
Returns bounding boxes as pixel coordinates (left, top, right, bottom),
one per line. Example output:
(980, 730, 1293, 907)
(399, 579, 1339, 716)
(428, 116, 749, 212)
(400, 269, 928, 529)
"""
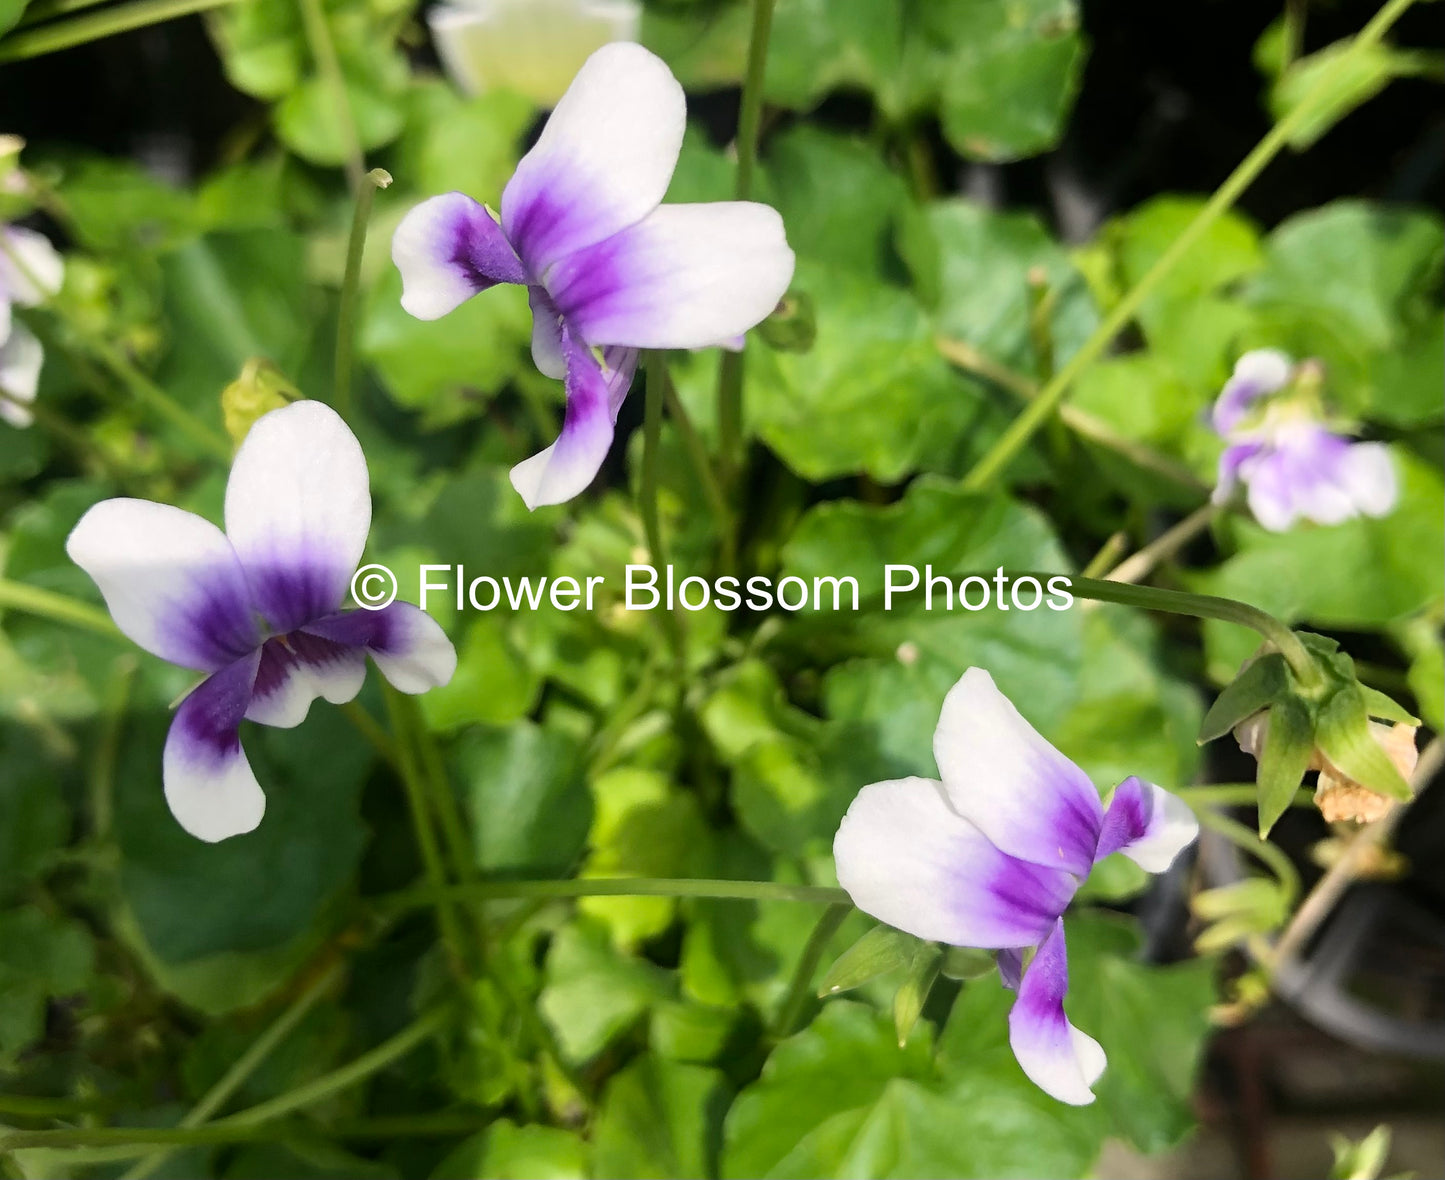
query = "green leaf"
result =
(420, 617, 539, 732)
(456, 722, 591, 876)
(0, 906, 94, 1060)
(1199, 652, 1291, 743)
(818, 925, 919, 998)
(0, 0, 28, 38)
(1257, 695, 1315, 834)
(538, 921, 675, 1066)
(0, 726, 72, 899)
(1269, 39, 1426, 150)
(593, 1055, 732, 1180)
(391, 81, 532, 201)
(431, 1120, 589, 1180)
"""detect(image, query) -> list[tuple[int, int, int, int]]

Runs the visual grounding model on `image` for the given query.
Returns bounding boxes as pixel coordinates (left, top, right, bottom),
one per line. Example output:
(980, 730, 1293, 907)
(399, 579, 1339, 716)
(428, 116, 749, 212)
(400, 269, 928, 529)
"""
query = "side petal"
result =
(66, 498, 261, 671)
(301, 602, 458, 695)
(163, 652, 266, 842)
(1338, 441, 1397, 519)
(1212, 440, 1262, 505)
(933, 667, 1104, 876)
(1008, 919, 1106, 1106)
(548, 202, 795, 350)
(833, 777, 1076, 950)
(224, 400, 371, 633)
(392, 192, 526, 320)
(0, 226, 65, 307)
(509, 330, 636, 509)
(0, 319, 43, 428)
(1211, 349, 1292, 434)
(500, 42, 683, 276)
(245, 632, 367, 728)
(1093, 776, 1199, 872)
(529, 286, 567, 379)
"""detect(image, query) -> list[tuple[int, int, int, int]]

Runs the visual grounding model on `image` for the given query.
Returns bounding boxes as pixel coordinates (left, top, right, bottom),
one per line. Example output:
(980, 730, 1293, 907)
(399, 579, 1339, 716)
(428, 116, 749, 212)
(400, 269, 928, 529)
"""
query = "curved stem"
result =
(771, 902, 851, 1039)
(1193, 806, 1300, 909)
(334, 169, 391, 418)
(296, 0, 365, 190)
(0, 579, 121, 638)
(958, 0, 1419, 492)
(0, 0, 242, 60)
(382, 877, 851, 912)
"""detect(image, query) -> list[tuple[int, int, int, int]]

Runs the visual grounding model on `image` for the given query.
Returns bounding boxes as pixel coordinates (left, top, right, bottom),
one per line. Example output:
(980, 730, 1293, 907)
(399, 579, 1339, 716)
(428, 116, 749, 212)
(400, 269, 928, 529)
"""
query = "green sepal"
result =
(1198, 652, 1291, 744)
(1257, 695, 1315, 836)
(892, 944, 942, 1048)
(1314, 687, 1413, 803)
(816, 924, 918, 998)
(1359, 684, 1420, 727)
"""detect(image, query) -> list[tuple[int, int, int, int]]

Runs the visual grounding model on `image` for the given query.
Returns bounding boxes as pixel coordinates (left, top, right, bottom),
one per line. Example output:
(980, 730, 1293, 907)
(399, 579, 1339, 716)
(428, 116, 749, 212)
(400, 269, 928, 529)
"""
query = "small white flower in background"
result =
(393, 42, 796, 510)
(0, 223, 64, 428)
(832, 668, 1198, 1106)
(429, 0, 641, 106)
(67, 401, 457, 843)
(1210, 349, 1397, 532)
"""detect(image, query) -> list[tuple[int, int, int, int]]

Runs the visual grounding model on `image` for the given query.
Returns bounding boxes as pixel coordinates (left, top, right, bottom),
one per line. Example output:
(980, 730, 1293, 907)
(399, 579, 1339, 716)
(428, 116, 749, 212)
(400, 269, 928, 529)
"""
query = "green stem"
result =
(295, 0, 366, 190)
(334, 169, 391, 418)
(0, 385, 137, 486)
(1194, 806, 1301, 909)
(641, 352, 685, 673)
(119, 963, 345, 1180)
(340, 700, 399, 768)
(1175, 784, 1313, 809)
(0, 0, 242, 60)
(15, 0, 113, 29)
(716, 0, 777, 489)
(0, 579, 121, 637)
(381, 684, 470, 980)
(383, 877, 851, 912)
(958, 0, 1420, 492)
(92, 339, 232, 461)
(771, 902, 851, 1039)
(1104, 503, 1222, 585)
(661, 369, 732, 550)
(407, 695, 476, 888)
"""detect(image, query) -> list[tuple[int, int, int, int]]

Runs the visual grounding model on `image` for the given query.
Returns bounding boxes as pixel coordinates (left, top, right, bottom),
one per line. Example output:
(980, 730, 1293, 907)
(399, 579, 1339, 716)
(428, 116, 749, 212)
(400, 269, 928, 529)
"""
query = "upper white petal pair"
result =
(392, 42, 796, 509)
(0, 225, 65, 429)
(833, 668, 1198, 1106)
(67, 401, 457, 842)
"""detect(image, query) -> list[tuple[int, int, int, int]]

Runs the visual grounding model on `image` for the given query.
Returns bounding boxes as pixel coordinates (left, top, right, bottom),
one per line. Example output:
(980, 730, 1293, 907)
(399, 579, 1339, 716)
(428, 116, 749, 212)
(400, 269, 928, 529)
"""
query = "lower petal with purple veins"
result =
(302, 602, 457, 695)
(508, 327, 637, 509)
(1093, 776, 1198, 872)
(163, 652, 266, 843)
(245, 631, 367, 728)
(1008, 919, 1107, 1106)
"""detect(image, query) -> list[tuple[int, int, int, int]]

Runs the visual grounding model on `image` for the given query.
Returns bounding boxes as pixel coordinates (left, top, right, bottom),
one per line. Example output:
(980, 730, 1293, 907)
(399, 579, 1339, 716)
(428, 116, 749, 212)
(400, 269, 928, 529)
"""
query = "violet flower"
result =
(832, 668, 1198, 1105)
(0, 224, 64, 428)
(1211, 350, 1396, 532)
(67, 401, 457, 843)
(392, 41, 795, 510)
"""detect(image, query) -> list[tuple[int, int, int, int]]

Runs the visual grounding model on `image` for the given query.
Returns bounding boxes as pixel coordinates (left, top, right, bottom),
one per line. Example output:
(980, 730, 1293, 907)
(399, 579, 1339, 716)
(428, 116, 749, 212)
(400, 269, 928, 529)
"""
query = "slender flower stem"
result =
(642, 352, 685, 672)
(716, 0, 777, 489)
(340, 700, 400, 767)
(1193, 806, 1301, 909)
(661, 369, 732, 548)
(936, 335, 1207, 492)
(90, 339, 232, 461)
(771, 902, 851, 1039)
(958, 0, 1420, 492)
(1175, 784, 1313, 809)
(0, 0, 242, 60)
(407, 695, 476, 889)
(1104, 503, 1222, 585)
(0, 579, 121, 637)
(1080, 531, 1129, 579)
(334, 169, 392, 419)
(296, 0, 365, 190)
(382, 877, 851, 912)
(381, 685, 470, 980)
(119, 963, 346, 1180)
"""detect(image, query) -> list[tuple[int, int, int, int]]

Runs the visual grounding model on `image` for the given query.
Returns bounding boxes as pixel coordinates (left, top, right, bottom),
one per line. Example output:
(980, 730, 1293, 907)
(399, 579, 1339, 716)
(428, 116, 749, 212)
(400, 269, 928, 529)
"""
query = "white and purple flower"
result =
(0, 224, 65, 428)
(392, 42, 795, 510)
(1210, 350, 1397, 533)
(66, 401, 457, 843)
(832, 668, 1198, 1106)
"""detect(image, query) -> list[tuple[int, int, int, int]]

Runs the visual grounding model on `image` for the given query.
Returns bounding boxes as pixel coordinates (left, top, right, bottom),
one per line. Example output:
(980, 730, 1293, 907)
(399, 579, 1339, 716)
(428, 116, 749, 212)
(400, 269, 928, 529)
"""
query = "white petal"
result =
(301, 602, 458, 695)
(244, 632, 367, 728)
(0, 319, 43, 427)
(1094, 777, 1198, 873)
(1008, 920, 1104, 1106)
(224, 400, 371, 633)
(529, 286, 567, 379)
(163, 654, 266, 843)
(1232, 349, 1292, 393)
(0, 226, 64, 307)
(500, 42, 684, 275)
(833, 777, 1076, 950)
(933, 668, 1104, 876)
(392, 192, 526, 320)
(549, 202, 795, 349)
(1338, 442, 1397, 518)
(66, 498, 261, 672)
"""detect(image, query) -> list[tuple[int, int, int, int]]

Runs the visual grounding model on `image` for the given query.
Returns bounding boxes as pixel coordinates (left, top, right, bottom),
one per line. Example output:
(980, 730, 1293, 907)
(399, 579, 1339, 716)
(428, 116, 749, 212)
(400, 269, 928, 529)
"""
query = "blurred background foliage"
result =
(0, 0, 1442, 1177)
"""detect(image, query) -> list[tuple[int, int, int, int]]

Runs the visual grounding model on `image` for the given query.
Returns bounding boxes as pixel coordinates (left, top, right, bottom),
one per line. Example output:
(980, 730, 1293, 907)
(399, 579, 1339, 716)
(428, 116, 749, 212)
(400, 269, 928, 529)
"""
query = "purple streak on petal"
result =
(998, 948, 1026, 991)
(1095, 776, 1198, 873)
(978, 854, 1078, 940)
(393, 193, 526, 320)
(1093, 775, 1155, 861)
(1212, 378, 1266, 435)
(1212, 350, 1292, 435)
(1008, 919, 1107, 1105)
(1213, 440, 1262, 505)
(241, 552, 353, 636)
(245, 629, 366, 728)
(168, 653, 259, 766)
(301, 602, 456, 694)
(1242, 423, 1359, 532)
(528, 286, 566, 379)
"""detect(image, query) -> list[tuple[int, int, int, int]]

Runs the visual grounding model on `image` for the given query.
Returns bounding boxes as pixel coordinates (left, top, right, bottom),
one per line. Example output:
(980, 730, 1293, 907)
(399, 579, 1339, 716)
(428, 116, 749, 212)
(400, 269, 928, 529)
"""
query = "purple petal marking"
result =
(245, 630, 366, 728)
(162, 651, 266, 842)
(508, 327, 637, 509)
(1211, 350, 1292, 435)
(1095, 776, 1199, 873)
(1239, 423, 1370, 532)
(1008, 919, 1107, 1106)
(240, 554, 354, 639)
(1212, 440, 1262, 505)
(1093, 775, 1157, 862)
(393, 192, 526, 320)
(302, 601, 457, 695)
(998, 948, 1026, 991)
